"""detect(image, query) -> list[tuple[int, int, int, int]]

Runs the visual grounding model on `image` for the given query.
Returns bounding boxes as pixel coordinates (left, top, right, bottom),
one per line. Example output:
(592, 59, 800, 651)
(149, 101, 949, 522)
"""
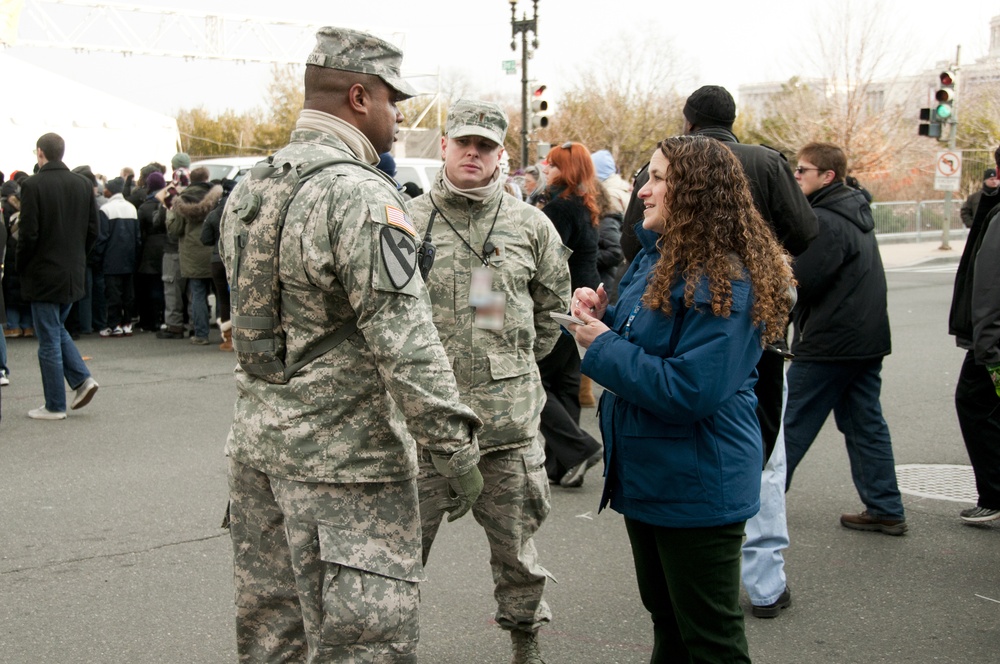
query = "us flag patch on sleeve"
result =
(385, 205, 416, 237)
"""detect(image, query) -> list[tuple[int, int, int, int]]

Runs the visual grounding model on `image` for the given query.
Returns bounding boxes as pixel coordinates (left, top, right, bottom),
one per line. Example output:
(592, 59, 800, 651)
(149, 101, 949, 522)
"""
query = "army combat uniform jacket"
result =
(220, 125, 481, 484)
(407, 175, 571, 452)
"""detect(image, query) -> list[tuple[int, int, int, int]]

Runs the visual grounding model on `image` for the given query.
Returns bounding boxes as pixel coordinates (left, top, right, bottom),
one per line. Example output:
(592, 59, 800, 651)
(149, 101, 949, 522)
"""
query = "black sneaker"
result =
(752, 587, 791, 619)
(560, 450, 603, 488)
(156, 328, 186, 340)
(960, 506, 1000, 523)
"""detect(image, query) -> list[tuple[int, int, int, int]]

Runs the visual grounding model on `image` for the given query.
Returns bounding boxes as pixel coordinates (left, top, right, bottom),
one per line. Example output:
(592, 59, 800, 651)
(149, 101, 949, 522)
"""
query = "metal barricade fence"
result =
(871, 200, 966, 241)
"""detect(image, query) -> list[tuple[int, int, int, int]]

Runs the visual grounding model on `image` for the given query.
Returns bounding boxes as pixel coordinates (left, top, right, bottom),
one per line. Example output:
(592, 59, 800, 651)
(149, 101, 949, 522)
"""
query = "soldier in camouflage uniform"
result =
(219, 27, 484, 663)
(407, 100, 571, 664)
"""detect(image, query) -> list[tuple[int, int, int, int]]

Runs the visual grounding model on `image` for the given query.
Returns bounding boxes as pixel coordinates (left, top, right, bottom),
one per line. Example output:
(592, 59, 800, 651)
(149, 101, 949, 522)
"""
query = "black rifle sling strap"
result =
(232, 156, 398, 382)
(287, 186, 436, 380)
(280, 158, 399, 382)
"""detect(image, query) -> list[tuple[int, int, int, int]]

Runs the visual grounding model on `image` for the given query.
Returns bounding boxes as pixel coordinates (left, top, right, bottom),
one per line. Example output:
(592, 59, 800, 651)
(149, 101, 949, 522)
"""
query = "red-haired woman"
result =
(537, 141, 604, 488)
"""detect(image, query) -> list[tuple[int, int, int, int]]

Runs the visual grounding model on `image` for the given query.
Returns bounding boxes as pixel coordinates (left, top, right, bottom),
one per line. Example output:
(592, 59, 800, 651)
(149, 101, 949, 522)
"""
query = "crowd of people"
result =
(3, 23, 999, 664)
(1, 149, 238, 399)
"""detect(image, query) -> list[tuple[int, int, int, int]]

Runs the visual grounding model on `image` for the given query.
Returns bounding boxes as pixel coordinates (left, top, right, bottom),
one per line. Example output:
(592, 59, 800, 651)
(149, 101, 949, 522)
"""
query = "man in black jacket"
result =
(784, 142, 906, 536)
(949, 146, 1000, 523)
(959, 168, 998, 229)
(16, 132, 100, 419)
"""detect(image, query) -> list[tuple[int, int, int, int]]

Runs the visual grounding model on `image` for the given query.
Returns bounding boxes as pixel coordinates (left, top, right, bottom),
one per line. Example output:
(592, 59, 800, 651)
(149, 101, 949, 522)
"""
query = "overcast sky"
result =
(2, 0, 996, 118)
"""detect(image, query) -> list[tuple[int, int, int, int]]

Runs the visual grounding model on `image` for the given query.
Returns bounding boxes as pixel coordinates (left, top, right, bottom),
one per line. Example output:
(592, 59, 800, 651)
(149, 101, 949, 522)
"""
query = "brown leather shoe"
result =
(219, 321, 233, 351)
(579, 374, 596, 408)
(840, 510, 907, 536)
(22, 327, 35, 338)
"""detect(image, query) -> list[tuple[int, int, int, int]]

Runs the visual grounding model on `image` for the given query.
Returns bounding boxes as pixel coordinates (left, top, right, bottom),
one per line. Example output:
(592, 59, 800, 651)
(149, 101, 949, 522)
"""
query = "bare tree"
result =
(740, 2, 932, 200)
(541, 31, 694, 179)
(399, 69, 477, 131)
(254, 64, 305, 152)
(958, 82, 1000, 152)
(175, 64, 300, 158)
(176, 107, 266, 158)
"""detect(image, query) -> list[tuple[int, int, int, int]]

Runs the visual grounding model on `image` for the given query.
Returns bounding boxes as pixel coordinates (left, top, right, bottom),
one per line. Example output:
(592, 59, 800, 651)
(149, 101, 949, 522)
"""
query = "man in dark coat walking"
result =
(783, 141, 905, 536)
(16, 132, 100, 419)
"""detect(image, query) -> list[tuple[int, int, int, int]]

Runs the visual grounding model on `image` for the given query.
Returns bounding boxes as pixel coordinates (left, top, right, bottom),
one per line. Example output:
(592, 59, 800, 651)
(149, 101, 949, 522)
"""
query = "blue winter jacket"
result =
(93, 194, 140, 276)
(581, 224, 763, 528)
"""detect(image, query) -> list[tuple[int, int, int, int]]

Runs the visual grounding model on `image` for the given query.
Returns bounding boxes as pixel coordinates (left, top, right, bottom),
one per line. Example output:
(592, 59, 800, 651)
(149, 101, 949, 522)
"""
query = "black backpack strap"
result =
(283, 317, 359, 381)
(275, 157, 396, 380)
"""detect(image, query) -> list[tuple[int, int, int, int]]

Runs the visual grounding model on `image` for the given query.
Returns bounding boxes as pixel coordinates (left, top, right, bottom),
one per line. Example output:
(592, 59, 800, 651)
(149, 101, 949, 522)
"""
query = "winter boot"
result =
(219, 319, 233, 352)
(579, 374, 596, 407)
(510, 630, 545, 664)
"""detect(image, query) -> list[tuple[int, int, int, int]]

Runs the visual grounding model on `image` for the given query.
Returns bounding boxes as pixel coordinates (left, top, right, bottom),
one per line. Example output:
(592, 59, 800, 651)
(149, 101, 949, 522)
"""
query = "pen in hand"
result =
(590, 283, 604, 312)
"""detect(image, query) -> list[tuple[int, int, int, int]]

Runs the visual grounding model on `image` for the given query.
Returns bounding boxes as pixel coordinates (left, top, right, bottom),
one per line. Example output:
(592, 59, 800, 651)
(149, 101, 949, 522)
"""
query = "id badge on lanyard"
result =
(470, 266, 506, 330)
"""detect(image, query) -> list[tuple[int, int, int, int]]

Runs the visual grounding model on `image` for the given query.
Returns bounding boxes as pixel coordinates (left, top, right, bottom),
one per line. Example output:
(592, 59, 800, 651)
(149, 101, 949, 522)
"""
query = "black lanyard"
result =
(429, 193, 503, 267)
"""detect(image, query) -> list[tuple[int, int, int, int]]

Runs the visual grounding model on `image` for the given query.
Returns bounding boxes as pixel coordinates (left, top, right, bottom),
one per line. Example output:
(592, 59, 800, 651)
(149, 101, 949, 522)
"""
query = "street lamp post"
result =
(509, 0, 539, 169)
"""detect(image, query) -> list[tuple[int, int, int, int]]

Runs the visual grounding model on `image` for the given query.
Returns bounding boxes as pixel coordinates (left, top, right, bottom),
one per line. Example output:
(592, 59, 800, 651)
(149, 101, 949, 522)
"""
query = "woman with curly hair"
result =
(571, 135, 794, 663)
(536, 141, 604, 488)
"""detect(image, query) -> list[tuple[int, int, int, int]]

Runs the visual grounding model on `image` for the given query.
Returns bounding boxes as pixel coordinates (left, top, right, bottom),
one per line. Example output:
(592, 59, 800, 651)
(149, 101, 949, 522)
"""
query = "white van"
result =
(189, 156, 263, 183)
(190, 155, 443, 192)
(191, 155, 267, 180)
(394, 157, 441, 195)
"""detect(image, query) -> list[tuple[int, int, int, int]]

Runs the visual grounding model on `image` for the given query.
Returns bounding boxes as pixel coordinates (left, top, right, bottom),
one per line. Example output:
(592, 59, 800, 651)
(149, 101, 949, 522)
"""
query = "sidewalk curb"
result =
(888, 254, 962, 269)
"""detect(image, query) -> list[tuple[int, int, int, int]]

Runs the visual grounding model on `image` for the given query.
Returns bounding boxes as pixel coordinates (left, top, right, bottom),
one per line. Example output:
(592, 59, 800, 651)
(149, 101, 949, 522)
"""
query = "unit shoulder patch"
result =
(380, 225, 417, 289)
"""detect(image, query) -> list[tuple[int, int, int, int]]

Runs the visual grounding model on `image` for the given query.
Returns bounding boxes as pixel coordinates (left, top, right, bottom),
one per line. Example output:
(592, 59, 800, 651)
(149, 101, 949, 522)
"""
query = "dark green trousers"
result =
(625, 517, 751, 664)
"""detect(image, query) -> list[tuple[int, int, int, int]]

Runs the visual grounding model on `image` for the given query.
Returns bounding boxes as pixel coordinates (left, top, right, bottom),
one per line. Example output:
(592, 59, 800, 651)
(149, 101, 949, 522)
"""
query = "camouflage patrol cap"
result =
(446, 100, 508, 146)
(306, 26, 418, 99)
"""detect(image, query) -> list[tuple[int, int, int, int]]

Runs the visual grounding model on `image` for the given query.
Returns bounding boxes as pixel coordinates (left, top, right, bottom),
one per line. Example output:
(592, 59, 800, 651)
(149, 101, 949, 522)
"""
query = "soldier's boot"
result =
(219, 319, 234, 352)
(579, 374, 596, 408)
(510, 630, 546, 664)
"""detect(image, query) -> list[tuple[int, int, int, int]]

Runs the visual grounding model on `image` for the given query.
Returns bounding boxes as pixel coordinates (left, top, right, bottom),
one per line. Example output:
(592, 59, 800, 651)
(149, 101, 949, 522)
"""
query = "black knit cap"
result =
(683, 85, 737, 128)
(985, 168, 997, 180)
(105, 177, 125, 195)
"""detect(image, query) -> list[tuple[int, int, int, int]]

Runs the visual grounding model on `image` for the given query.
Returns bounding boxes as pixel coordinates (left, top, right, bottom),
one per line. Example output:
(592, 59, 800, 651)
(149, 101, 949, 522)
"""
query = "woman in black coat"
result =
(537, 142, 604, 488)
(134, 172, 168, 332)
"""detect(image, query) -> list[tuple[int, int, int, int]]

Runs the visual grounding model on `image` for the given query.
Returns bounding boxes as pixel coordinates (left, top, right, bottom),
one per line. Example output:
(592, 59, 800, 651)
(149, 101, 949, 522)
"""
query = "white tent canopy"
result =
(0, 53, 179, 180)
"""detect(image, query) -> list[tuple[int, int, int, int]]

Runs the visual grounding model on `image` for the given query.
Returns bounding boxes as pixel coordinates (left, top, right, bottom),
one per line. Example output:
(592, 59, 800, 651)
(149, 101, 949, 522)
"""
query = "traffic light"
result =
(530, 84, 550, 131)
(933, 70, 956, 123)
(918, 107, 941, 138)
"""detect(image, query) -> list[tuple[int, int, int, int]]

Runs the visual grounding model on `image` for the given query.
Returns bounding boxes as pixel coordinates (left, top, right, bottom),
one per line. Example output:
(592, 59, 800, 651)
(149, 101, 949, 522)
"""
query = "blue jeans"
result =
(6, 304, 32, 331)
(742, 379, 788, 606)
(188, 277, 212, 340)
(31, 302, 91, 412)
(784, 359, 904, 519)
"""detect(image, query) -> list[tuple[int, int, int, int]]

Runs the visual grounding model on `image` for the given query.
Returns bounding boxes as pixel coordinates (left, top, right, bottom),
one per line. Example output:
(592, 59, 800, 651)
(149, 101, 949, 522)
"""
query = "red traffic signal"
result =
(934, 70, 957, 121)
(530, 84, 550, 130)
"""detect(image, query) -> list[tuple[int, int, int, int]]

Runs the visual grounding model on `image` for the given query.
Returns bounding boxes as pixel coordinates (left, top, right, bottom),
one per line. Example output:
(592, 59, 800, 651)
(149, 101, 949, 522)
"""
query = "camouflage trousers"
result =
(228, 458, 423, 663)
(417, 439, 553, 632)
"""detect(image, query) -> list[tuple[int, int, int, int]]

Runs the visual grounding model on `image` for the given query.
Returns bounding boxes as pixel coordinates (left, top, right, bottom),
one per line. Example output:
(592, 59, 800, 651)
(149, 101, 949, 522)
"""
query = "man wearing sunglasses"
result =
(784, 142, 905, 538)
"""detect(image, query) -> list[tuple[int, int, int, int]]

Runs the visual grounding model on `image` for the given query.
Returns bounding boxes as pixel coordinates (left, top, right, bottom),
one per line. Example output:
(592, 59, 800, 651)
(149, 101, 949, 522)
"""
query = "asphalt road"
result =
(1, 267, 997, 664)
